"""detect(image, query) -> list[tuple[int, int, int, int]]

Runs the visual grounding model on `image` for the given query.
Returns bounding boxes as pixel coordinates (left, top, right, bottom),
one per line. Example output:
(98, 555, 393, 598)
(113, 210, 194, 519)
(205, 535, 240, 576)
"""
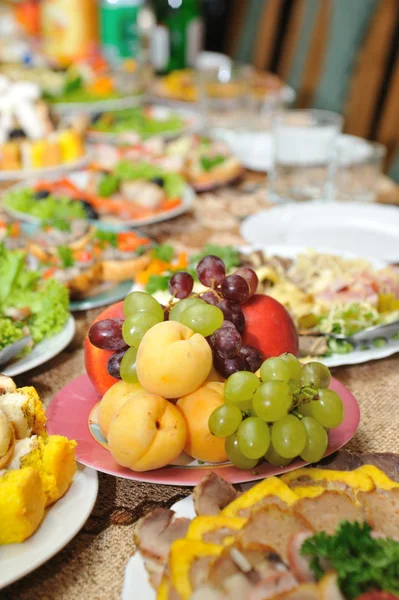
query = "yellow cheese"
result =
(222, 477, 298, 518)
(169, 540, 222, 600)
(58, 129, 84, 163)
(354, 465, 399, 490)
(291, 485, 327, 499)
(0, 467, 46, 544)
(21, 435, 77, 506)
(157, 577, 170, 600)
(281, 468, 375, 493)
(186, 515, 246, 546)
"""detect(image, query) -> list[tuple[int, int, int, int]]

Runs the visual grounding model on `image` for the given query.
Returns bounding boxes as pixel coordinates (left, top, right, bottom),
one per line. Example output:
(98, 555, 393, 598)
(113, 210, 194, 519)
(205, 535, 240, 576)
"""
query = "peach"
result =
(177, 382, 228, 463)
(107, 392, 187, 471)
(136, 321, 212, 399)
(98, 380, 144, 439)
(84, 301, 125, 396)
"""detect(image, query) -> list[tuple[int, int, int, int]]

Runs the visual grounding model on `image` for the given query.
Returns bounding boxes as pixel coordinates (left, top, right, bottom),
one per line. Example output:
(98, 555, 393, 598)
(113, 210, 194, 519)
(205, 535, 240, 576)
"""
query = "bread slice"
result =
(358, 488, 399, 538)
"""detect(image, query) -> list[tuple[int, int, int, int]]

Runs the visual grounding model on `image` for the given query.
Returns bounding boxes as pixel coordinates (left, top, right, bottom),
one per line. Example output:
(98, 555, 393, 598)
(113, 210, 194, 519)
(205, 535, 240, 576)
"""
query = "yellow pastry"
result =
(0, 386, 47, 439)
(0, 467, 46, 544)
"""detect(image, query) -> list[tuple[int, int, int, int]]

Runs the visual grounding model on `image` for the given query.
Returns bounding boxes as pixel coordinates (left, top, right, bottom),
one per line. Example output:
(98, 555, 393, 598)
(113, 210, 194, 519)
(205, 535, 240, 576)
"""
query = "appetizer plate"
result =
(0, 464, 98, 590)
(0, 153, 91, 182)
(52, 93, 144, 116)
(87, 105, 202, 143)
(46, 373, 359, 486)
(4, 173, 195, 229)
(240, 202, 399, 263)
(2, 316, 75, 377)
(212, 132, 380, 173)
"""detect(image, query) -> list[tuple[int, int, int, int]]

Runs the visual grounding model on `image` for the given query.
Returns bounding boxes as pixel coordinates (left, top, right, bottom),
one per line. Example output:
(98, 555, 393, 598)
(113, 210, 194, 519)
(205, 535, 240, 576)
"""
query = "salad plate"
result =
(0, 153, 91, 182)
(46, 373, 359, 486)
(53, 93, 144, 116)
(2, 316, 75, 377)
(0, 464, 98, 590)
(240, 202, 399, 263)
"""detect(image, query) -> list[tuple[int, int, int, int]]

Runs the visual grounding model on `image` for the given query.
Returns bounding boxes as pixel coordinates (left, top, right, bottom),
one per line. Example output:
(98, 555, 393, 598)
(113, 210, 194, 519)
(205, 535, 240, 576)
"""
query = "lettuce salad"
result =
(3, 188, 86, 222)
(91, 107, 185, 138)
(0, 244, 69, 353)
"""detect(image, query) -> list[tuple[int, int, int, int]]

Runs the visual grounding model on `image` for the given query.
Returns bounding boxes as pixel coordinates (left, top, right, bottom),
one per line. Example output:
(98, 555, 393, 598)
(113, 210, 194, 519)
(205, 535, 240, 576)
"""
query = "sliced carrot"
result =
(74, 250, 93, 262)
(173, 252, 188, 270)
(10, 222, 21, 238)
(158, 197, 181, 212)
(43, 267, 56, 279)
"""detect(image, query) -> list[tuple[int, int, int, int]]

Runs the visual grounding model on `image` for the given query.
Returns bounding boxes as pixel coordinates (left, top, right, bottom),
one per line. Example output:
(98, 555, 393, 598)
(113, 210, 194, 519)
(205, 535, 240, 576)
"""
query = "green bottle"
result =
(152, 0, 203, 73)
(100, 0, 145, 65)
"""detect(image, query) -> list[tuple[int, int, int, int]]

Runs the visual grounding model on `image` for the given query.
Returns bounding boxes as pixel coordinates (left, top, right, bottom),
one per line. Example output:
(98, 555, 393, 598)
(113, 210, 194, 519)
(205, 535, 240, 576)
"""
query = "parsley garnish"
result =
(57, 246, 75, 268)
(145, 274, 171, 294)
(301, 521, 399, 599)
(97, 173, 120, 197)
(94, 230, 118, 247)
(152, 244, 174, 262)
(200, 154, 226, 172)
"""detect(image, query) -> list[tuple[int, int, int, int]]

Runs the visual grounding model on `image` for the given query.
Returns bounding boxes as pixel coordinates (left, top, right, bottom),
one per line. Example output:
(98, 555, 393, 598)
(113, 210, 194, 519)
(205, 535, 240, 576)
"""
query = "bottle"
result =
(100, 0, 153, 66)
(152, 0, 203, 74)
(40, 0, 99, 66)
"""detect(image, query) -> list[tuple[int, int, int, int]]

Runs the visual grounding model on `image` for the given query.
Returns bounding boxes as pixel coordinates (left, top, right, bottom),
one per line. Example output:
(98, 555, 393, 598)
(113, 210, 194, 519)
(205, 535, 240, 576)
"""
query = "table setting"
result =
(0, 5, 399, 599)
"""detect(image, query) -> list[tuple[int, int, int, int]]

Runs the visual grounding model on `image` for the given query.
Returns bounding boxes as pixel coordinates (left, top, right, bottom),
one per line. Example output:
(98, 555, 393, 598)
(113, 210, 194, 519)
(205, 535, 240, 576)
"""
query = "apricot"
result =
(84, 301, 125, 396)
(204, 365, 225, 384)
(136, 321, 212, 399)
(177, 382, 228, 463)
(98, 380, 144, 439)
(107, 392, 187, 471)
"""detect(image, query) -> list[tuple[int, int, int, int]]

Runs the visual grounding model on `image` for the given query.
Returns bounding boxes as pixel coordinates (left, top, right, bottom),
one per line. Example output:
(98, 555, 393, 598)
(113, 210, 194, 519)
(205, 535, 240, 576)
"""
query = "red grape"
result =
(210, 326, 242, 359)
(221, 274, 250, 304)
(214, 355, 247, 378)
(200, 291, 219, 305)
(217, 300, 245, 334)
(107, 348, 126, 379)
(88, 319, 125, 350)
(235, 267, 258, 296)
(196, 255, 226, 287)
(240, 345, 263, 373)
(221, 320, 236, 329)
(168, 272, 194, 299)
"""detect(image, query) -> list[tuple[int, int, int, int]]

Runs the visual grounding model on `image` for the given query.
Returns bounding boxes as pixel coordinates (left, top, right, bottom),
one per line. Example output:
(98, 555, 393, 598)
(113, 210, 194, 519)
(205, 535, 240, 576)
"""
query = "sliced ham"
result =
(193, 472, 238, 516)
(286, 532, 315, 583)
(248, 572, 298, 600)
(293, 491, 365, 535)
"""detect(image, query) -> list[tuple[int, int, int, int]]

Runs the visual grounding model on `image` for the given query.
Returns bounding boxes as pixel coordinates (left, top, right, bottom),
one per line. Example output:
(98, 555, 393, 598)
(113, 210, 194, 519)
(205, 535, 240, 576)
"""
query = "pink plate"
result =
(47, 374, 360, 486)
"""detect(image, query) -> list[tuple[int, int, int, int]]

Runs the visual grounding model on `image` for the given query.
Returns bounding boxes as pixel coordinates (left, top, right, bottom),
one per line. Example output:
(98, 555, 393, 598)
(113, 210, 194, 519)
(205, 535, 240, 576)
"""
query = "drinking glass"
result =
(336, 140, 386, 202)
(269, 109, 343, 203)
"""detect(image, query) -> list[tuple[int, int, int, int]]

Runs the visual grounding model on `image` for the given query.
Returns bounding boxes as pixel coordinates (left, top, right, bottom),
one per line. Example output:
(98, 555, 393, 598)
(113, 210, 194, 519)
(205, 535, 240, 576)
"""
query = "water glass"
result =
(269, 109, 343, 203)
(336, 140, 386, 202)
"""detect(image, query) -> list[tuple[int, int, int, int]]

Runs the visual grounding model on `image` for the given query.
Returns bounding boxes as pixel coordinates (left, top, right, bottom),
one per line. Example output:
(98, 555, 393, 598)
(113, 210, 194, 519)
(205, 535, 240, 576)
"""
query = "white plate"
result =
(52, 94, 144, 116)
(211, 132, 377, 173)
(240, 202, 399, 263)
(2, 316, 75, 377)
(3, 172, 195, 229)
(0, 464, 98, 589)
(0, 154, 91, 182)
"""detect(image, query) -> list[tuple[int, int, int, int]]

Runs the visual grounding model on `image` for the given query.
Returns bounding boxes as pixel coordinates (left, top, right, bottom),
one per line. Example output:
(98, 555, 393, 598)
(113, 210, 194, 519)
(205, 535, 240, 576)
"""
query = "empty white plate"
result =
(240, 202, 399, 263)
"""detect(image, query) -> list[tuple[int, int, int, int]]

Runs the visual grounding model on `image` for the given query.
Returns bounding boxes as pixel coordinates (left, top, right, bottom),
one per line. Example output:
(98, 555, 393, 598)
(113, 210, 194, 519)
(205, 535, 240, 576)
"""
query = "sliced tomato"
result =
(43, 267, 56, 279)
(74, 250, 93, 263)
(117, 231, 150, 252)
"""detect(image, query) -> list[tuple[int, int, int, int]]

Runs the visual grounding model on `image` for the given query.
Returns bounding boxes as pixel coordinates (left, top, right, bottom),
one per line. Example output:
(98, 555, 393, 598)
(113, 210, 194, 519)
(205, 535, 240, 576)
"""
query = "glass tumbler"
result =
(269, 109, 343, 203)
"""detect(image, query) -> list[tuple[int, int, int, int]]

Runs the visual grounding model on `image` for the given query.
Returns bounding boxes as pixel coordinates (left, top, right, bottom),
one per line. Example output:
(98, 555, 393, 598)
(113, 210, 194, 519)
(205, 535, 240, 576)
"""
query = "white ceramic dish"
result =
(211, 132, 378, 173)
(2, 316, 75, 377)
(0, 154, 90, 182)
(3, 172, 195, 229)
(240, 203, 399, 263)
(0, 464, 98, 590)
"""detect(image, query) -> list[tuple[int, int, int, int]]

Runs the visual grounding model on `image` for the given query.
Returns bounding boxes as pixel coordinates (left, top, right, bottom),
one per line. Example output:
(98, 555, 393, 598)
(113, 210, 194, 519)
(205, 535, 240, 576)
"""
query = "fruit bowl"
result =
(46, 372, 359, 485)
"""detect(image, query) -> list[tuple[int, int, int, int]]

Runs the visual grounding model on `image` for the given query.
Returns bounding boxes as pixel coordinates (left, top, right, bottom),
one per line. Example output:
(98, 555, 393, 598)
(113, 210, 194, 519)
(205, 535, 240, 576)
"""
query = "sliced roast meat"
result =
(248, 572, 298, 600)
(203, 526, 242, 545)
(358, 488, 399, 538)
(190, 555, 216, 590)
(191, 585, 226, 600)
(238, 506, 312, 562)
(134, 507, 190, 564)
(286, 532, 315, 583)
(273, 583, 320, 599)
(236, 495, 289, 519)
(193, 472, 238, 516)
(293, 491, 365, 535)
(120, 180, 164, 209)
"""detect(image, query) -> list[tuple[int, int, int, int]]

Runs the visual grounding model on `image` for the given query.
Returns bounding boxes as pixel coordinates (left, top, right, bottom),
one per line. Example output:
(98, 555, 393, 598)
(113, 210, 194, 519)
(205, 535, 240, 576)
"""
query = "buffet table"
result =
(5, 172, 399, 600)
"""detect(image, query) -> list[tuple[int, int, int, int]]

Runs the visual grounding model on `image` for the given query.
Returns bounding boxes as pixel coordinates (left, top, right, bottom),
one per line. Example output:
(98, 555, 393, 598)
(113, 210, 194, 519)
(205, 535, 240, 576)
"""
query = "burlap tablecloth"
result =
(2, 175, 399, 600)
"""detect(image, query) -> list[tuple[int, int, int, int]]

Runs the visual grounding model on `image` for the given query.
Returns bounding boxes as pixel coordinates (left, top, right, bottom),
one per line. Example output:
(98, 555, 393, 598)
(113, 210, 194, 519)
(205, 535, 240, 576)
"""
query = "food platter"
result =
(3, 171, 195, 228)
(2, 315, 75, 377)
(52, 93, 144, 116)
(240, 203, 399, 263)
(0, 465, 98, 590)
(46, 373, 359, 486)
